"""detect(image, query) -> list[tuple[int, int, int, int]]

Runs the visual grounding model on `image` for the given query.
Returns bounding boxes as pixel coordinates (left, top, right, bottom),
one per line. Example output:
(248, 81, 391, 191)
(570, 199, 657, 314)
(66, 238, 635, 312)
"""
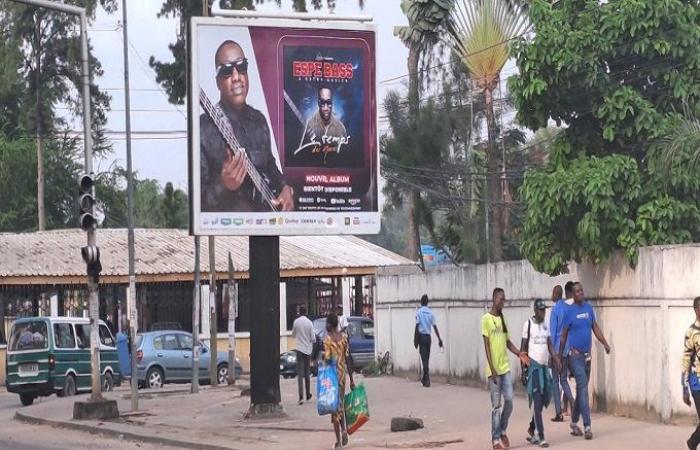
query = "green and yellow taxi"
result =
(5, 316, 121, 406)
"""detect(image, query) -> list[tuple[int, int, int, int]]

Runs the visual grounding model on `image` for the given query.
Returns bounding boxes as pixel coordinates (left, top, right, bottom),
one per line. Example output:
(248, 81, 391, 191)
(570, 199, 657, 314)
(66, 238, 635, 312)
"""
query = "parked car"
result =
(6, 317, 121, 406)
(281, 316, 374, 378)
(149, 322, 182, 331)
(279, 351, 297, 378)
(136, 330, 242, 389)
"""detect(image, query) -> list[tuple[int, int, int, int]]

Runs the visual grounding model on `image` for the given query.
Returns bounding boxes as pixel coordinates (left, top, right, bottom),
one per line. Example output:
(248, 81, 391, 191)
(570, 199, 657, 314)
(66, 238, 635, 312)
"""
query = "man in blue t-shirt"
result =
(558, 282, 611, 440)
(549, 283, 574, 421)
(415, 294, 443, 387)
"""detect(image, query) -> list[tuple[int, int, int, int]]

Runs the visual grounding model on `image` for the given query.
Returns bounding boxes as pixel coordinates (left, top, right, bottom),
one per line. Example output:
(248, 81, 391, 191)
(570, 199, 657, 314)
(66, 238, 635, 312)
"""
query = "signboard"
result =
(189, 17, 379, 235)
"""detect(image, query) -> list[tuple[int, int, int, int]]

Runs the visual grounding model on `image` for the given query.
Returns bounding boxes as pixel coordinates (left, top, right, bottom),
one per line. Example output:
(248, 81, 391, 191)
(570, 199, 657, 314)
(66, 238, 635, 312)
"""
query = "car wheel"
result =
(19, 394, 34, 406)
(103, 371, 114, 392)
(217, 363, 228, 385)
(147, 367, 164, 389)
(63, 374, 77, 397)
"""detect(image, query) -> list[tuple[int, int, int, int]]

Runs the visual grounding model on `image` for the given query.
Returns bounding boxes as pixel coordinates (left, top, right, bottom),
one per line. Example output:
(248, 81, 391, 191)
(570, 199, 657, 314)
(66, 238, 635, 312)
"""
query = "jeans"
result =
(418, 334, 431, 385)
(551, 355, 573, 416)
(295, 350, 311, 400)
(688, 391, 700, 449)
(569, 352, 592, 428)
(529, 372, 546, 440)
(489, 371, 514, 442)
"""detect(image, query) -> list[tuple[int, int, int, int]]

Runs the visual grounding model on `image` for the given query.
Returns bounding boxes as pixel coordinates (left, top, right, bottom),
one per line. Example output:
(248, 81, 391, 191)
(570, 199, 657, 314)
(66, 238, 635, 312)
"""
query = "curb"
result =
(15, 411, 240, 450)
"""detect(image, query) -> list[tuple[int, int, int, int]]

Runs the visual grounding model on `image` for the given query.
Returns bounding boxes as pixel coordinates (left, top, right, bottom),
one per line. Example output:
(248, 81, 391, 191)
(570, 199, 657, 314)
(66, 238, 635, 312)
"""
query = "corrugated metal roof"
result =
(0, 229, 414, 280)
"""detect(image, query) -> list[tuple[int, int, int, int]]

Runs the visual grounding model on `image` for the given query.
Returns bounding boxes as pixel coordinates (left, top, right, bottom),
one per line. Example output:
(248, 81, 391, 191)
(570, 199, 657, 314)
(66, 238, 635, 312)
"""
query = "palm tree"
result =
(445, 0, 530, 261)
(394, 0, 453, 261)
(660, 107, 700, 175)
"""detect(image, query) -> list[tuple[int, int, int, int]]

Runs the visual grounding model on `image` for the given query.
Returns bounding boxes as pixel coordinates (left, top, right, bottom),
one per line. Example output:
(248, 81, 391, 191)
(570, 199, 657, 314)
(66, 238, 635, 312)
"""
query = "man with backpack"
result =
(682, 296, 700, 449)
(521, 299, 561, 448)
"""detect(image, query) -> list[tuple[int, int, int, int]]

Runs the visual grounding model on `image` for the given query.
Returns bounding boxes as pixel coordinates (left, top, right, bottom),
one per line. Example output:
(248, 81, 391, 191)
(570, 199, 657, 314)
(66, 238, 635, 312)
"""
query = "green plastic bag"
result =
(344, 383, 370, 434)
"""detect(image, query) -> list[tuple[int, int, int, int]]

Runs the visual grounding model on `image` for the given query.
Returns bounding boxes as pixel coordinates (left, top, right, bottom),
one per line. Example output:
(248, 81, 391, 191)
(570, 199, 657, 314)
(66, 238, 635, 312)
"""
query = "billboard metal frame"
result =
(188, 15, 379, 237)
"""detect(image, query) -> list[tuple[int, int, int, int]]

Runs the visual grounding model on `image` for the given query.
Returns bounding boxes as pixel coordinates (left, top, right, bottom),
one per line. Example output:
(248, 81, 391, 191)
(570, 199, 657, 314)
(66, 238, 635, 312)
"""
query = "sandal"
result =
(342, 432, 349, 446)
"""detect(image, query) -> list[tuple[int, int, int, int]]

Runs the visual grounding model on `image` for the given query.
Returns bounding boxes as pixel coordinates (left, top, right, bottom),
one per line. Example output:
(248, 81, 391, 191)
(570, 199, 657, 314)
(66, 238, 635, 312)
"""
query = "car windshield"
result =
(9, 321, 48, 351)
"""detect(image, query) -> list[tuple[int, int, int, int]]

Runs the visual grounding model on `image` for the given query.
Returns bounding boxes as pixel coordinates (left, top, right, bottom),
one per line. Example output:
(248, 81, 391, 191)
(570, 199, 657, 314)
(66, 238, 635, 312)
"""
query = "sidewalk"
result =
(15, 375, 697, 450)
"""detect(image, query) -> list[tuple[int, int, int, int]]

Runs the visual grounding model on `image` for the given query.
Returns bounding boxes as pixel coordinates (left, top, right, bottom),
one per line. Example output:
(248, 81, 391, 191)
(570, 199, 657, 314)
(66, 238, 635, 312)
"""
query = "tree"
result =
(510, 0, 700, 275)
(380, 90, 455, 264)
(0, 134, 82, 232)
(1, 1, 116, 230)
(160, 182, 189, 228)
(393, 0, 453, 261)
(659, 105, 700, 175)
(444, 0, 530, 261)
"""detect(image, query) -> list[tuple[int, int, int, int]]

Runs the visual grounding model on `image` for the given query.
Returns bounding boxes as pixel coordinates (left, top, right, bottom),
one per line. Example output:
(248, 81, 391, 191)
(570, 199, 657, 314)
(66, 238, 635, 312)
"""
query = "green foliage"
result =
(1, 1, 115, 153)
(510, 0, 700, 274)
(0, 135, 82, 232)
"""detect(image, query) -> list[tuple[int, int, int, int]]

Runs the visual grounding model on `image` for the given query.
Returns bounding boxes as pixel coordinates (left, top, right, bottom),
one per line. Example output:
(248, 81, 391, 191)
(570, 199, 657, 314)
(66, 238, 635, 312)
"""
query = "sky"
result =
(88, 0, 411, 191)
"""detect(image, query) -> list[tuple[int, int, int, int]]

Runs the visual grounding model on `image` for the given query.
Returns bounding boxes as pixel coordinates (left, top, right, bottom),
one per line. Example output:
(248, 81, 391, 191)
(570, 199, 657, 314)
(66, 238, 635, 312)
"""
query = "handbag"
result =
(344, 383, 370, 434)
(414, 325, 420, 349)
(317, 359, 340, 416)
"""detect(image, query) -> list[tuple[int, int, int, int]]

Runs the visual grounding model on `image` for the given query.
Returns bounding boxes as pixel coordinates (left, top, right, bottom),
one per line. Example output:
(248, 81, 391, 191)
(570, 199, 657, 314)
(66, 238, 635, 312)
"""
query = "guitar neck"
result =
(199, 88, 278, 211)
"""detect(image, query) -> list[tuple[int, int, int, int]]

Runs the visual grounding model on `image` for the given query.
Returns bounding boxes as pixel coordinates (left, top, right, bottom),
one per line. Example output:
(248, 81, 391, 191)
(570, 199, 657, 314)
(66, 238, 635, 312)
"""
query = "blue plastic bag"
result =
(317, 359, 340, 416)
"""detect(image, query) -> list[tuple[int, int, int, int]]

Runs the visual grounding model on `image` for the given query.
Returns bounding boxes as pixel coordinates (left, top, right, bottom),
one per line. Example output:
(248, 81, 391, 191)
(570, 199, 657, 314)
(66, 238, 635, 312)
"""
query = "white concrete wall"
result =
(375, 244, 700, 424)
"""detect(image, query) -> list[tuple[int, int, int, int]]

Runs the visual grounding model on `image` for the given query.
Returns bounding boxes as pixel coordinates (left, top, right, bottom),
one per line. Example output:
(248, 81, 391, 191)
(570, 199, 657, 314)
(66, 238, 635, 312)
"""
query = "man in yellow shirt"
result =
(682, 296, 700, 450)
(482, 288, 529, 450)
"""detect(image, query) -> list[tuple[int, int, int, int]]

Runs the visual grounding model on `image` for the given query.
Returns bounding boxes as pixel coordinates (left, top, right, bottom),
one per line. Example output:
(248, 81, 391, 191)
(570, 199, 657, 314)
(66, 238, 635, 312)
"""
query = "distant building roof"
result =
(0, 229, 414, 285)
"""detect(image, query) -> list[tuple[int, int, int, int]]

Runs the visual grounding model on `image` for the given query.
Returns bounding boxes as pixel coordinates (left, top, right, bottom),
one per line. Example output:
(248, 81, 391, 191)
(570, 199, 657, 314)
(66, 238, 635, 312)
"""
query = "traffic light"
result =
(78, 174, 96, 231)
(81, 245, 102, 281)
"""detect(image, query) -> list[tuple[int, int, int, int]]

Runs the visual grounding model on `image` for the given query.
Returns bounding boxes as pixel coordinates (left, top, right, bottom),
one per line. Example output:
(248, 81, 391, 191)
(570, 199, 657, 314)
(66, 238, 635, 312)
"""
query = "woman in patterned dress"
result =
(324, 313, 355, 449)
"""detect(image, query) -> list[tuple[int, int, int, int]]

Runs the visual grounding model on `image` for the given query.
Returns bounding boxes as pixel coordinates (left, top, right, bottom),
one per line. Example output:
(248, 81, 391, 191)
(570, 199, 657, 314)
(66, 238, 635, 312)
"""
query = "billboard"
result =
(188, 17, 379, 235)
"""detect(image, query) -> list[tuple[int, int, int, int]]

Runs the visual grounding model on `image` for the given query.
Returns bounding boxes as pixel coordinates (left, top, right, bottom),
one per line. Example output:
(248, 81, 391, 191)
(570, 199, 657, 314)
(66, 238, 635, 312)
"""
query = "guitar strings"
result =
(200, 89, 280, 211)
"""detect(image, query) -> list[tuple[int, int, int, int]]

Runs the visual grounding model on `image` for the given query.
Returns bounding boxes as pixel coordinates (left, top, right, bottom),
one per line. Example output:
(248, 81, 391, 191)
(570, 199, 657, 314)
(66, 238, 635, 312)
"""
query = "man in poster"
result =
(298, 86, 350, 164)
(200, 40, 294, 212)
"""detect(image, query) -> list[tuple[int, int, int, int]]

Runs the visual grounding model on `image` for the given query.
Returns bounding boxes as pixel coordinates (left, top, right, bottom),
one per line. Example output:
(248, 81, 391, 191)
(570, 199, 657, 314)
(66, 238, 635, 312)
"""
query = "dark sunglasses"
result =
(216, 58, 248, 78)
(318, 99, 333, 107)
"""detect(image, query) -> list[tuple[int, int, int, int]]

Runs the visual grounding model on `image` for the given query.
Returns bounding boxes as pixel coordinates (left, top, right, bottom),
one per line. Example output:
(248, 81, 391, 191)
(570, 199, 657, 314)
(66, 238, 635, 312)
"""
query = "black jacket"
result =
(200, 101, 285, 212)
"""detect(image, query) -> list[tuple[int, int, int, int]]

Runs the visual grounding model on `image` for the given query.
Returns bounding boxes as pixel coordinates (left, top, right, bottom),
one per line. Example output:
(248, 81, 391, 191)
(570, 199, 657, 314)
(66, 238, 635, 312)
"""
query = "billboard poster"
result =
(188, 17, 379, 235)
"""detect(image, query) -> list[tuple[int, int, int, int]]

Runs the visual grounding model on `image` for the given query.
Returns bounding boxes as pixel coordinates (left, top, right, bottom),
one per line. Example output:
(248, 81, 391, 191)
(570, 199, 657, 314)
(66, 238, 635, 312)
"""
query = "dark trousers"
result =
(418, 334, 431, 385)
(296, 350, 311, 400)
(689, 391, 700, 449)
(528, 373, 546, 440)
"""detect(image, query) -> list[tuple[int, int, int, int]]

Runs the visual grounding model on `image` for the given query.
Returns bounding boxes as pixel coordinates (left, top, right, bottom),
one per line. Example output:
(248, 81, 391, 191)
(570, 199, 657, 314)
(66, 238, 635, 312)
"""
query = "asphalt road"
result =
(0, 389, 173, 450)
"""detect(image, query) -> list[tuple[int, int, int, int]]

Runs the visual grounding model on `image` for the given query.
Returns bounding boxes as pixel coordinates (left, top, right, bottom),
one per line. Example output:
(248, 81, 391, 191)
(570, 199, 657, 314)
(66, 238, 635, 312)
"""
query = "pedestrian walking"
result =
(482, 288, 530, 450)
(549, 285, 573, 422)
(336, 305, 349, 333)
(522, 299, 561, 448)
(414, 294, 443, 387)
(681, 296, 700, 450)
(558, 282, 611, 440)
(292, 306, 315, 405)
(323, 313, 355, 449)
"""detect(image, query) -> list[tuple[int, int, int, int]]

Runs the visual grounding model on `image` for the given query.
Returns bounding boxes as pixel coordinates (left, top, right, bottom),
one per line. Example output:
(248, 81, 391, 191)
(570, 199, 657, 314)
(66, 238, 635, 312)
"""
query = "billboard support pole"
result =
(246, 236, 285, 418)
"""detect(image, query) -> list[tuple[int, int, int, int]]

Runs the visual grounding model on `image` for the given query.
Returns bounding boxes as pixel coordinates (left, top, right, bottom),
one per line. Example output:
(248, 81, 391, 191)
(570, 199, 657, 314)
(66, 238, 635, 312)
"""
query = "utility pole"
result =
(202, 0, 218, 388)
(10, 0, 117, 419)
(192, 236, 201, 393)
(209, 236, 218, 386)
(122, 0, 138, 412)
(227, 253, 237, 385)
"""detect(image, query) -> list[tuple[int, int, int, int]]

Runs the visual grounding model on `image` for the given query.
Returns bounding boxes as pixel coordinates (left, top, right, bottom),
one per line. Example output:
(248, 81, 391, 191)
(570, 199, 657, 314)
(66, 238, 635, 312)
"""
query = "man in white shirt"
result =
(336, 305, 349, 333)
(521, 299, 561, 448)
(292, 306, 315, 404)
